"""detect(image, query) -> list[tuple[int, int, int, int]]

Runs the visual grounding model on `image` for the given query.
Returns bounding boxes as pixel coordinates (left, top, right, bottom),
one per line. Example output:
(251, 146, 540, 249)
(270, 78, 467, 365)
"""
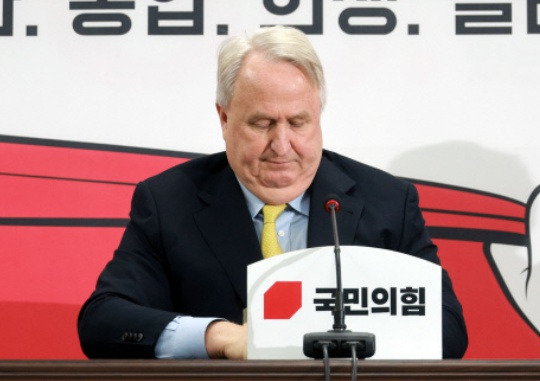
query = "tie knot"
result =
(262, 204, 287, 223)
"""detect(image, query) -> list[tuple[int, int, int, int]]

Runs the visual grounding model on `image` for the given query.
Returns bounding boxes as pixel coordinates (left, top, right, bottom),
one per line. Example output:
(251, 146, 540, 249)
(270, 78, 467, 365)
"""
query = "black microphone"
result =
(325, 195, 346, 331)
(303, 195, 376, 360)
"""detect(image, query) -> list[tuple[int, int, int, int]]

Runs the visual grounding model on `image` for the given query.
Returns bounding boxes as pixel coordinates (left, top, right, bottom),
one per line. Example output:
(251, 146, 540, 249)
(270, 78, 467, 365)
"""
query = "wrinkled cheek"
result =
(248, 165, 261, 178)
(239, 157, 260, 180)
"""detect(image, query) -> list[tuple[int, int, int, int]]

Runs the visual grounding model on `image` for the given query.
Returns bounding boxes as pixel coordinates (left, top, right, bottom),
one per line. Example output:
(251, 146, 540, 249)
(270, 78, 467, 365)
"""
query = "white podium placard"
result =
(247, 246, 442, 360)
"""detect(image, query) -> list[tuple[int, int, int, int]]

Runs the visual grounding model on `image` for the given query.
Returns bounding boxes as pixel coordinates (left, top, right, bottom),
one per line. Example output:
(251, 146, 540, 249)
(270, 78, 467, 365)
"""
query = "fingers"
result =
(205, 321, 247, 360)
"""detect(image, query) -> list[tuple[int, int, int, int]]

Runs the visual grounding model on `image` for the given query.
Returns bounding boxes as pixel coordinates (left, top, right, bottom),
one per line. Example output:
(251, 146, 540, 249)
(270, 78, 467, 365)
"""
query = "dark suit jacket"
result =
(78, 150, 468, 359)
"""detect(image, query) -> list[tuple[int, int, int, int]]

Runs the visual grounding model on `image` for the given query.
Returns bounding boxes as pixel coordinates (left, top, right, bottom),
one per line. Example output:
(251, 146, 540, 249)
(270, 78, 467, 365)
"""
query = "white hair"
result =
(216, 26, 326, 109)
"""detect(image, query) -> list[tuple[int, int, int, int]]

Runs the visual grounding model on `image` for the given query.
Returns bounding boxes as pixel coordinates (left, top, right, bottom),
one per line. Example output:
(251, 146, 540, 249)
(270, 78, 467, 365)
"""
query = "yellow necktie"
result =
(261, 204, 287, 259)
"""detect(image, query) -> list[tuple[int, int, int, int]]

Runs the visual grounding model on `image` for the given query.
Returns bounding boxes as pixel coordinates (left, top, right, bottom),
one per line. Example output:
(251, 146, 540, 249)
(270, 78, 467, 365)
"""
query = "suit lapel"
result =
(192, 152, 365, 305)
(194, 166, 261, 307)
(308, 154, 364, 247)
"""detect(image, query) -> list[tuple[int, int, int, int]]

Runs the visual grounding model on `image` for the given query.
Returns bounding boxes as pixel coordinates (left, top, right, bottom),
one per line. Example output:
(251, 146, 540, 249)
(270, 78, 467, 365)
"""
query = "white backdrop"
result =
(2, 0, 539, 201)
(1, 0, 539, 359)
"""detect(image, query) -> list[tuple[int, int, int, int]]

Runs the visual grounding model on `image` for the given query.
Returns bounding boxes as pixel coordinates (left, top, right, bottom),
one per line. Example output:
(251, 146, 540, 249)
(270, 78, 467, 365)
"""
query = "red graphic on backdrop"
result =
(264, 281, 302, 320)
(0, 135, 538, 359)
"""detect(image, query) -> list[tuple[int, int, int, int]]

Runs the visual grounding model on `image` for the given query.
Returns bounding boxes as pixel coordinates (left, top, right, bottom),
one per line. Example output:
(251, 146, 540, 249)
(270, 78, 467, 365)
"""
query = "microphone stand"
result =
(303, 196, 376, 380)
(329, 201, 346, 331)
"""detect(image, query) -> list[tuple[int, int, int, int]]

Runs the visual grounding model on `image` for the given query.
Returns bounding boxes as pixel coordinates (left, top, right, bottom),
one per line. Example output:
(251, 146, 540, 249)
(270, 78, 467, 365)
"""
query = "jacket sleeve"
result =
(399, 183, 468, 359)
(78, 181, 179, 358)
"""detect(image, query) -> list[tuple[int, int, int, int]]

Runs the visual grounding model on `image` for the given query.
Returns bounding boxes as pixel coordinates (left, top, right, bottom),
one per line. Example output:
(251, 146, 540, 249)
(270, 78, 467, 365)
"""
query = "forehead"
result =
(238, 52, 308, 85)
(230, 52, 320, 110)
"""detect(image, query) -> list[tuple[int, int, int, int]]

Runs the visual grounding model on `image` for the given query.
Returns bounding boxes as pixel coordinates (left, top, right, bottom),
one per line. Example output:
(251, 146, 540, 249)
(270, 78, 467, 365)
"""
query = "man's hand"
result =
(205, 321, 247, 359)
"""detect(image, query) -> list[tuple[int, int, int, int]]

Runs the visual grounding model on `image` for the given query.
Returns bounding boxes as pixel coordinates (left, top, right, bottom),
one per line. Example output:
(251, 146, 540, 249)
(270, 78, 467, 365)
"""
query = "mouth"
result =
(264, 159, 293, 168)
(267, 160, 289, 164)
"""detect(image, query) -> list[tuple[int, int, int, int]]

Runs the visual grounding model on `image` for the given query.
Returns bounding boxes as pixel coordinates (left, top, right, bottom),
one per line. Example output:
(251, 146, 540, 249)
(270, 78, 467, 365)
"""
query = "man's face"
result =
(217, 52, 323, 205)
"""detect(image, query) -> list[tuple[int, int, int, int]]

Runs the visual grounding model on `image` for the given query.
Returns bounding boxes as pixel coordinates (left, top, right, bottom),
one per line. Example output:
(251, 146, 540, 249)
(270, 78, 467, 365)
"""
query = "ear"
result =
(216, 103, 228, 138)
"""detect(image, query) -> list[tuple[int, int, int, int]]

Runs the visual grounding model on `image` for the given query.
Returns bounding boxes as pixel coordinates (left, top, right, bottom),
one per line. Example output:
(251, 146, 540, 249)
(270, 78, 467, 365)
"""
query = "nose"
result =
(269, 124, 292, 155)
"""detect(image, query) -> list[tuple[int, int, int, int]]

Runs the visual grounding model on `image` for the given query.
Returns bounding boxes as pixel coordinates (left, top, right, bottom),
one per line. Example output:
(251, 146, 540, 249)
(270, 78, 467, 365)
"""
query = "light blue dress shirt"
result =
(239, 181, 310, 253)
(155, 181, 310, 358)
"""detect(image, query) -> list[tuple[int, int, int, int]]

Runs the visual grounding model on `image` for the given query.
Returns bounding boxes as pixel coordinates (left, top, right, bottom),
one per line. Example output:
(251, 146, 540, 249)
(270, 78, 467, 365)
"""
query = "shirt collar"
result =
(236, 179, 310, 219)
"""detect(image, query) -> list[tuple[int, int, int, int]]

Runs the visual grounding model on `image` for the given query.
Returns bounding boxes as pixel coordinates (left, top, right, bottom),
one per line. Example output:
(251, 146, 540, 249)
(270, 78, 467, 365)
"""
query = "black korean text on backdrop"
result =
(148, 0, 202, 35)
(456, 3, 512, 35)
(1, 0, 540, 37)
(70, 0, 135, 36)
(456, 1, 540, 34)
(262, 0, 322, 34)
(69, 0, 203, 36)
(338, 5, 398, 35)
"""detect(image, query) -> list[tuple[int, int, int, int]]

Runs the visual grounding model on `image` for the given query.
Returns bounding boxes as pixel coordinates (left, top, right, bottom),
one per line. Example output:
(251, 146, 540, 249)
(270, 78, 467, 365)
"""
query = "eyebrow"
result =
(247, 111, 311, 124)
(247, 112, 272, 125)
(289, 112, 311, 122)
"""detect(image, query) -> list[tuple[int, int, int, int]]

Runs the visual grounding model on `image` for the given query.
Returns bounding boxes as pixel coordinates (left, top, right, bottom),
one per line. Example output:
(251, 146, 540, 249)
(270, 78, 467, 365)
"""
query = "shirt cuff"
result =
(155, 316, 222, 359)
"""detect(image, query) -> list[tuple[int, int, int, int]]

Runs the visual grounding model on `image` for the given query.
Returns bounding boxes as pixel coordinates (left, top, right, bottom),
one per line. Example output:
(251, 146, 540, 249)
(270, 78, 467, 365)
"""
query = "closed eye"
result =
(247, 113, 275, 129)
(289, 113, 310, 128)
(249, 119, 274, 129)
(289, 118, 306, 128)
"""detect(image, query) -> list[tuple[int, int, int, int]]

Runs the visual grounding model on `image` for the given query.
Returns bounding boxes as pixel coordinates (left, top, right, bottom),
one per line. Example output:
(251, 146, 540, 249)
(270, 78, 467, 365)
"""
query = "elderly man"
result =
(78, 26, 468, 360)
